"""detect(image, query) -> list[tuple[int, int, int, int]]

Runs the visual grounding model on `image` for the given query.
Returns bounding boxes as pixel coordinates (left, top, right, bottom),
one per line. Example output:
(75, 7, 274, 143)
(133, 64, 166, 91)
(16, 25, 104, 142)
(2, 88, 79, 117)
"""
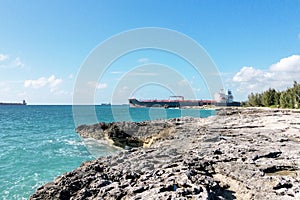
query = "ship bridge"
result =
(168, 96, 184, 101)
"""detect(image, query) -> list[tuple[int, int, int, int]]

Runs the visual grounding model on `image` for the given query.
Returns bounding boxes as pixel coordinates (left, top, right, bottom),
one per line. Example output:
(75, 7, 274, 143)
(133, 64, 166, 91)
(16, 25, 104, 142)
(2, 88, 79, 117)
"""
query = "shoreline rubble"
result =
(30, 107, 300, 199)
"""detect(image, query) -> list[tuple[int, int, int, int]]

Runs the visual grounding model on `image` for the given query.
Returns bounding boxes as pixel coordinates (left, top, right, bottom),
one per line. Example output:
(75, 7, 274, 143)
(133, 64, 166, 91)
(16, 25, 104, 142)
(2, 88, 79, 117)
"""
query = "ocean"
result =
(0, 105, 215, 199)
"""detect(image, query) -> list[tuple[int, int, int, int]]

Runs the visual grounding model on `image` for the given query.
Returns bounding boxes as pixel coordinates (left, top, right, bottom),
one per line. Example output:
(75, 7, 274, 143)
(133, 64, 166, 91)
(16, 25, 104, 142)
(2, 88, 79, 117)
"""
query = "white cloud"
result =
(24, 77, 47, 88)
(233, 66, 272, 82)
(298, 34, 300, 40)
(0, 54, 9, 61)
(270, 55, 300, 72)
(178, 79, 189, 87)
(96, 83, 107, 89)
(232, 55, 300, 100)
(87, 81, 108, 89)
(68, 73, 74, 79)
(0, 54, 26, 69)
(24, 75, 62, 91)
(48, 75, 62, 88)
(14, 57, 25, 68)
(137, 58, 149, 63)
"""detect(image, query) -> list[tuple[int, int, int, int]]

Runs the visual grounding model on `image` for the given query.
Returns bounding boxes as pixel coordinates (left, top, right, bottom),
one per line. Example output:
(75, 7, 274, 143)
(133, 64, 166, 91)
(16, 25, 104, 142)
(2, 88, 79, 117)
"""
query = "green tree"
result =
(255, 93, 263, 106)
(247, 92, 263, 106)
(280, 91, 288, 108)
(246, 81, 300, 109)
(274, 91, 281, 107)
(280, 89, 294, 108)
(248, 93, 256, 106)
(262, 88, 276, 107)
(293, 81, 300, 108)
(287, 89, 295, 108)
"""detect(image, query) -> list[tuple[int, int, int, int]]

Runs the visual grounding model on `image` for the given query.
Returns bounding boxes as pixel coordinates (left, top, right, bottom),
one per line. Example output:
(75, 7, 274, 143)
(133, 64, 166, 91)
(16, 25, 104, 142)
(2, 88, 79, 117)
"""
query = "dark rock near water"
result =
(31, 108, 300, 199)
(76, 120, 176, 148)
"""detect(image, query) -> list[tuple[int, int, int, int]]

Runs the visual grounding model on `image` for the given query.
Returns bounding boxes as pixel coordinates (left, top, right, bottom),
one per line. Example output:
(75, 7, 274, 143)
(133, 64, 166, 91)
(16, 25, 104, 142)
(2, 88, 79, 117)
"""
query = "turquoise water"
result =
(0, 105, 215, 199)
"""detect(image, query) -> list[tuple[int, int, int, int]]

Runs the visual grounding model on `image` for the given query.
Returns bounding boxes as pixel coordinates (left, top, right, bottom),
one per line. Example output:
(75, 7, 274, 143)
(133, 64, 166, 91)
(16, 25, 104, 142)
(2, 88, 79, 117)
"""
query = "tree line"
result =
(247, 81, 300, 109)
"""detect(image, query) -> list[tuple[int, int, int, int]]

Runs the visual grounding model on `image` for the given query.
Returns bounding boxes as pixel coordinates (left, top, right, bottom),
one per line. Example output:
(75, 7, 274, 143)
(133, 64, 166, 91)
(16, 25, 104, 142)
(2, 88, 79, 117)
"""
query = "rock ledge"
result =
(31, 108, 300, 200)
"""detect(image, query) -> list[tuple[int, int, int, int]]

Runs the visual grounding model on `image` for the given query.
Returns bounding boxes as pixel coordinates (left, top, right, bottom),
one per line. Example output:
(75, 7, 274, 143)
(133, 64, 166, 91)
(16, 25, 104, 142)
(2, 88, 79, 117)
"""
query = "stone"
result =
(31, 107, 300, 199)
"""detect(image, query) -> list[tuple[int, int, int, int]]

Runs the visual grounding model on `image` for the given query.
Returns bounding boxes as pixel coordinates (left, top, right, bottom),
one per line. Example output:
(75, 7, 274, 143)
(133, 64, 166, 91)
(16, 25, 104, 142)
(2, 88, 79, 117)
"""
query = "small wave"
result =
(64, 139, 84, 146)
(82, 138, 120, 158)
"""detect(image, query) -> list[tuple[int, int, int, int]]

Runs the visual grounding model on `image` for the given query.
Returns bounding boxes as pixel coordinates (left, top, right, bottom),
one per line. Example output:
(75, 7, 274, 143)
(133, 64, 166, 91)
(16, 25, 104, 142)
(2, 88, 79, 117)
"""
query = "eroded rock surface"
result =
(31, 108, 300, 200)
(76, 119, 177, 148)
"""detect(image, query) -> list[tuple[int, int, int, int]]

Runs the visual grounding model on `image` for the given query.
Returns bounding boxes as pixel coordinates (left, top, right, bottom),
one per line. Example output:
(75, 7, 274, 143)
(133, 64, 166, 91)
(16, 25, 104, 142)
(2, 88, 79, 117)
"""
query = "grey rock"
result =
(31, 108, 300, 200)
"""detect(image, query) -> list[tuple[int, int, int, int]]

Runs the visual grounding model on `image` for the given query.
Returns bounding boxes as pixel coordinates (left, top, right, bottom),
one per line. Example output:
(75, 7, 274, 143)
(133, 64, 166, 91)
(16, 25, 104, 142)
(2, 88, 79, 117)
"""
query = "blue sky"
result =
(0, 0, 300, 104)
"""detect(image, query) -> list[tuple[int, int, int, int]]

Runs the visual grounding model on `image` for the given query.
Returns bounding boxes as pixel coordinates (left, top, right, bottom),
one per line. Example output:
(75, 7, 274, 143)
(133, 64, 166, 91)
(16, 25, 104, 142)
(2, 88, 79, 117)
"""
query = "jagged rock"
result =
(76, 119, 177, 148)
(31, 108, 300, 199)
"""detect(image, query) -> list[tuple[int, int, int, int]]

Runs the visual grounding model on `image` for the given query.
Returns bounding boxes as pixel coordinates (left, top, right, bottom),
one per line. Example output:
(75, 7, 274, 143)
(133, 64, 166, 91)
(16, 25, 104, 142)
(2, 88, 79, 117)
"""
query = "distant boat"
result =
(0, 100, 27, 106)
(100, 103, 111, 106)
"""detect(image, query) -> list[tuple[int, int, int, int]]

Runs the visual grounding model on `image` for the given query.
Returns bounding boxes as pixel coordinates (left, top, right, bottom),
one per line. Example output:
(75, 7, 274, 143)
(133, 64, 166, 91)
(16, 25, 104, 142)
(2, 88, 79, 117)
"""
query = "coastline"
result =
(30, 107, 300, 199)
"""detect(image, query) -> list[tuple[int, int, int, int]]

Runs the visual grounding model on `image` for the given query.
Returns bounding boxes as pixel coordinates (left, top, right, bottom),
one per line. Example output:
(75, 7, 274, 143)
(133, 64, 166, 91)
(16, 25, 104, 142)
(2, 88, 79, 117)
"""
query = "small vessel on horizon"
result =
(0, 100, 27, 106)
(100, 103, 111, 106)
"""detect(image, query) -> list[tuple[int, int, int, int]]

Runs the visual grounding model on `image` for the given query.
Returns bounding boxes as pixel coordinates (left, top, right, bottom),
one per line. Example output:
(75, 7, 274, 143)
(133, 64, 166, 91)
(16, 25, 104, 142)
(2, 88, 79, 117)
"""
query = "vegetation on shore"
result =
(247, 81, 300, 109)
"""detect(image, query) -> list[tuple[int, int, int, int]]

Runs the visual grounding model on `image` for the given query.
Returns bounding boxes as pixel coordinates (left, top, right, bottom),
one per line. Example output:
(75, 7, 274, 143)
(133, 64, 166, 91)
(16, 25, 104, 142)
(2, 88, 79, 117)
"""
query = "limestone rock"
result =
(31, 108, 300, 199)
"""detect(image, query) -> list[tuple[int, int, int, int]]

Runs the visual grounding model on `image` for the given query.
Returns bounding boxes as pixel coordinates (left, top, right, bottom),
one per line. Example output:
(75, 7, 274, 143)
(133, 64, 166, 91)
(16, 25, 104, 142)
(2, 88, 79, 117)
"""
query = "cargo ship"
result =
(129, 90, 240, 108)
(0, 100, 27, 106)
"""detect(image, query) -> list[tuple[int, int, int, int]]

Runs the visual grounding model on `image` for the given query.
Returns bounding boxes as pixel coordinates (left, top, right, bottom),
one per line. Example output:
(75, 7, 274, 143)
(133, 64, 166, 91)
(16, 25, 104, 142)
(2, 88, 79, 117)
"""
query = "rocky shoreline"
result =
(30, 108, 300, 199)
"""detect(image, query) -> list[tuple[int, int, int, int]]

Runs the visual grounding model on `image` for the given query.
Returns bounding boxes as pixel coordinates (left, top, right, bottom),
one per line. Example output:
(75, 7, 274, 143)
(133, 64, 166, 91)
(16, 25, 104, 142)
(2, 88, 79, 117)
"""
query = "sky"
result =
(0, 0, 300, 104)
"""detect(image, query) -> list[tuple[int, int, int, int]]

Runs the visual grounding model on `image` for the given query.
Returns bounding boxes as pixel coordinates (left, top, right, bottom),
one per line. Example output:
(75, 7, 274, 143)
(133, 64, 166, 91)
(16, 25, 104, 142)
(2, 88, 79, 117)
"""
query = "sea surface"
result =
(0, 105, 215, 199)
